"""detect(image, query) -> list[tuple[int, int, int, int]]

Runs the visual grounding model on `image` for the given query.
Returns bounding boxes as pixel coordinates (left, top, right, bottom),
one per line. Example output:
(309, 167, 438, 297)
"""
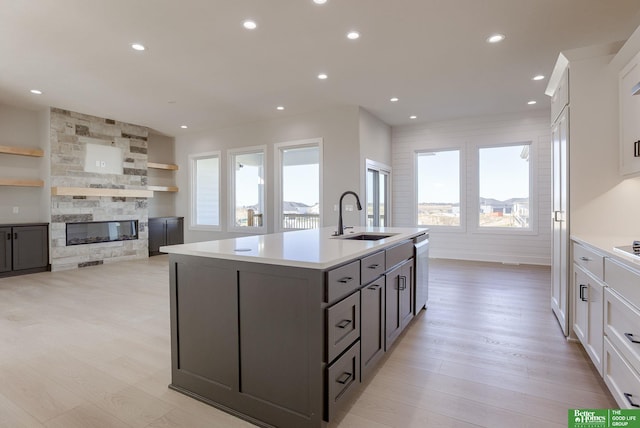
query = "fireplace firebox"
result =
(66, 220, 138, 246)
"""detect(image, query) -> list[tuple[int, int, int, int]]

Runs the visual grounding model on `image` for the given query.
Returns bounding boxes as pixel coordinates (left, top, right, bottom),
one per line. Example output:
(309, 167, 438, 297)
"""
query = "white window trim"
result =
(414, 147, 466, 233)
(227, 145, 267, 234)
(274, 138, 323, 232)
(471, 140, 537, 235)
(365, 159, 392, 227)
(189, 150, 222, 231)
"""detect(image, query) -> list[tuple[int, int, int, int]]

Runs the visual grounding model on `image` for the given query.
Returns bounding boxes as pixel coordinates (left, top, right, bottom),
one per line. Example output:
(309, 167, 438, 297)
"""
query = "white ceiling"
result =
(2, 1, 640, 137)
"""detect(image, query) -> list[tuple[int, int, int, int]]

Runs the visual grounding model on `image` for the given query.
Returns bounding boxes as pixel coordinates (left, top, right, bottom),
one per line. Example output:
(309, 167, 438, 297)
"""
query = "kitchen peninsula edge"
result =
(160, 226, 428, 428)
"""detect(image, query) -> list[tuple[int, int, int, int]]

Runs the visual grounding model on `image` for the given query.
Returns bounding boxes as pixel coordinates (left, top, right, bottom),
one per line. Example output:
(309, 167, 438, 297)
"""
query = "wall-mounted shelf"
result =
(147, 185, 179, 192)
(0, 145, 44, 157)
(0, 179, 44, 187)
(148, 162, 179, 171)
(51, 187, 154, 198)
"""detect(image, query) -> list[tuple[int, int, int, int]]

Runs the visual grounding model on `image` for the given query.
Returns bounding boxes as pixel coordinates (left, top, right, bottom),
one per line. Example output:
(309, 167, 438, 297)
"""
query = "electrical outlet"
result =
(346, 204, 353, 212)
(12, 206, 19, 214)
(333, 204, 338, 211)
(100, 161, 106, 167)
(95, 160, 100, 167)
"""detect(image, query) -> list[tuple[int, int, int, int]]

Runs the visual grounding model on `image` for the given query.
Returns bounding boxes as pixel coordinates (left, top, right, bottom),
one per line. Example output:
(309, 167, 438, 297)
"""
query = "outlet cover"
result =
(12, 206, 19, 214)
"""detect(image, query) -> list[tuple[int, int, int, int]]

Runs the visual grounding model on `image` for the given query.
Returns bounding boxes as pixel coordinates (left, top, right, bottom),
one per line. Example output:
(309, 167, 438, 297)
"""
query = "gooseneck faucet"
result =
(337, 191, 363, 235)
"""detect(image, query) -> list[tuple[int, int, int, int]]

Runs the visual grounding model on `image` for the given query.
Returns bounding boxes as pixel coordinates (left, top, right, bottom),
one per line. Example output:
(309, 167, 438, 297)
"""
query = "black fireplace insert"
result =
(66, 220, 138, 246)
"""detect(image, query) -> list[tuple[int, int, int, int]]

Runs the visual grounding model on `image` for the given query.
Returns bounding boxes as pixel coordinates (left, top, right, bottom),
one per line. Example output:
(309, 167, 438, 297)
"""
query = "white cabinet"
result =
(619, 51, 640, 176)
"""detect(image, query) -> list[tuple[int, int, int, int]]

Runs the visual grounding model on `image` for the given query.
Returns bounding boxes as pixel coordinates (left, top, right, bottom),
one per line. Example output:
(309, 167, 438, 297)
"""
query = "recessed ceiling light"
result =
(486, 34, 505, 43)
(180, 125, 188, 129)
(276, 106, 285, 111)
(532, 75, 545, 81)
(347, 31, 360, 40)
(313, 0, 327, 4)
(30, 89, 42, 95)
(131, 43, 145, 51)
(390, 97, 399, 102)
(527, 100, 537, 105)
(317, 73, 328, 80)
(243, 20, 257, 30)
(409, 115, 417, 120)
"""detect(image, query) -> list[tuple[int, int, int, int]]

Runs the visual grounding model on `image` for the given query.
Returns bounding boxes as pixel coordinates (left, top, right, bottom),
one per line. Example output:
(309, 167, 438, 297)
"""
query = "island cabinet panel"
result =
(360, 250, 385, 285)
(326, 290, 360, 362)
(326, 340, 360, 421)
(385, 259, 414, 350)
(360, 277, 385, 381)
(325, 260, 360, 303)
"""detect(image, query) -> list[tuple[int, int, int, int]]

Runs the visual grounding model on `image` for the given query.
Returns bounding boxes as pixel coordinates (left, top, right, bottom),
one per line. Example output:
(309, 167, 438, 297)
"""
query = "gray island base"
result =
(162, 227, 428, 428)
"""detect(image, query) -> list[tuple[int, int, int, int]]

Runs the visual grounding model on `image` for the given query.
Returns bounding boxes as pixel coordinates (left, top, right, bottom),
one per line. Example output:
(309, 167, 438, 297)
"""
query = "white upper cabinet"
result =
(550, 67, 569, 125)
(619, 50, 640, 176)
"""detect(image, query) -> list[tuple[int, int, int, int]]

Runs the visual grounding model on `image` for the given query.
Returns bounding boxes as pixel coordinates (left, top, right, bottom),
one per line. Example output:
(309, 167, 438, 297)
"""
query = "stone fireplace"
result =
(49, 108, 150, 271)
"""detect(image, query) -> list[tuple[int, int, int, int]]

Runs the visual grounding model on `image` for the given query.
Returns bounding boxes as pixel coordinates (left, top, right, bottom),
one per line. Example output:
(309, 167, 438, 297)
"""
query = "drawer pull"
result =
(338, 277, 354, 284)
(579, 256, 591, 262)
(579, 284, 587, 302)
(367, 284, 381, 290)
(336, 372, 352, 384)
(624, 333, 640, 344)
(336, 319, 352, 329)
(367, 264, 380, 269)
(624, 393, 640, 408)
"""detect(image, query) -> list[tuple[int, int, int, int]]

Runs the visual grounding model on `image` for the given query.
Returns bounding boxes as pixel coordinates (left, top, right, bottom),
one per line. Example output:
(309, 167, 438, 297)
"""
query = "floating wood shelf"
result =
(147, 185, 179, 192)
(0, 178, 44, 187)
(0, 145, 44, 157)
(148, 162, 179, 171)
(51, 187, 154, 198)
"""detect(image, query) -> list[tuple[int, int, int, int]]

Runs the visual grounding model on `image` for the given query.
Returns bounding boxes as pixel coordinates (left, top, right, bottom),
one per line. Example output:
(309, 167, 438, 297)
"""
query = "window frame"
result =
(228, 145, 267, 234)
(189, 150, 222, 231)
(274, 138, 323, 232)
(365, 159, 392, 227)
(414, 147, 466, 232)
(472, 140, 537, 235)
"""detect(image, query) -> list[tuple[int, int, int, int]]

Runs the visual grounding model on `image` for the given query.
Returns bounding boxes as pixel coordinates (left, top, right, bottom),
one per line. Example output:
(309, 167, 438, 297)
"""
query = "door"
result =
(0, 227, 11, 273)
(366, 161, 390, 227)
(385, 259, 413, 350)
(12, 225, 48, 271)
(361, 277, 384, 380)
(399, 261, 414, 329)
(551, 107, 569, 335)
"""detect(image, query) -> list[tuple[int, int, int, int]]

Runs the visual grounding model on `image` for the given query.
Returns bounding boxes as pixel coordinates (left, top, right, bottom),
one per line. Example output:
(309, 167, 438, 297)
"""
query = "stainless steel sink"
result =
(337, 233, 396, 241)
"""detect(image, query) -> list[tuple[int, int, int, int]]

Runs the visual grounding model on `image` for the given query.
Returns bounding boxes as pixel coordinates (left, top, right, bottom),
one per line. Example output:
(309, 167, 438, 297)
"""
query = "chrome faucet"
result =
(337, 191, 363, 235)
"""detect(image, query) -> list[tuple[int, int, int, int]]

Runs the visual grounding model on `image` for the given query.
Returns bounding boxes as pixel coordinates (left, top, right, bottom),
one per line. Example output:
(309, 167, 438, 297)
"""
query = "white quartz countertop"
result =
(160, 227, 428, 269)
(571, 234, 640, 271)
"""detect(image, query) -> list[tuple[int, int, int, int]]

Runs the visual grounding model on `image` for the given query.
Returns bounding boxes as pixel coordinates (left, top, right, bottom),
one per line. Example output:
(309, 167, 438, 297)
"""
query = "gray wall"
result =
(174, 105, 363, 243)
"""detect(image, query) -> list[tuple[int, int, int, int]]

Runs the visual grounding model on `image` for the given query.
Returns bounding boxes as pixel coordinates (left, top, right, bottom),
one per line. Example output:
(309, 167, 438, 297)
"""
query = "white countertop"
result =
(571, 234, 640, 271)
(160, 226, 428, 269)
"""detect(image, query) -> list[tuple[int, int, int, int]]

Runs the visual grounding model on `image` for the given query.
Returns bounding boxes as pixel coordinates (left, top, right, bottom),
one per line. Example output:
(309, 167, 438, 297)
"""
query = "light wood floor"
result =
(0, 257, 615, 428)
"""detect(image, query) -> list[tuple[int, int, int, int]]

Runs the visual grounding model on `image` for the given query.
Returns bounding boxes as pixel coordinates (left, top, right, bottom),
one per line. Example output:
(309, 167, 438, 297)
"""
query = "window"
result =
(275, 139, 322, 231)
(416, 149, 461, 227)
(190, 152, 221, 229)
(366, 160, 391, 227)
(478, 143, 531, 229)
(229, 147, 266, 232)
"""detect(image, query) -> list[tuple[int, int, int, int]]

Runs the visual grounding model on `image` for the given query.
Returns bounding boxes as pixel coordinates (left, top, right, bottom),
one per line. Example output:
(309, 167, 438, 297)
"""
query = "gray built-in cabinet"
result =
(148, 217, 183, 256)
(168, 237, 423, 428)
(0, 223, 49, 277)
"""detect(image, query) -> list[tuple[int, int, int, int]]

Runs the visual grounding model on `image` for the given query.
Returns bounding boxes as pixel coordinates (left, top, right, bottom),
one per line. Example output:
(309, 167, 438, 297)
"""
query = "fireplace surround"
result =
(66, 220, 139, 246)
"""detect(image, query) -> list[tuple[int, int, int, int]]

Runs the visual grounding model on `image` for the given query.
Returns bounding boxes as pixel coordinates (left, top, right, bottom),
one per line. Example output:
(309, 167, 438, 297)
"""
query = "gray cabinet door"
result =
(165, 217, 184, 246)
(361, 277, 384, 380)
(12, 225, 47, 271)
(385, 264, 402, 350)
(148, 218, 165, 255)
(399, 260, 414, 329)
(0, 227, 11, 273)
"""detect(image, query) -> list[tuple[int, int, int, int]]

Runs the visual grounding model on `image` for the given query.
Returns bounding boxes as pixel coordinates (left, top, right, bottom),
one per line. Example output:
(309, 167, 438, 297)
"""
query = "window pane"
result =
(366, 169, 375, 227)
(379, 172, 387, 226)
(282, 146, 320, 229)
(195, 156, 220, 226)
(479, 144, 530, 228)
(233, 151, 264, 228)
(416, 150, 460, 226)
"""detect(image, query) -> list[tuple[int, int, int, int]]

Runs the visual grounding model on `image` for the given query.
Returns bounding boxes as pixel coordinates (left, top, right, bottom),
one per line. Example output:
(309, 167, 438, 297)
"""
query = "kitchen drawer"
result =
(326, 340, 360, 421)
(604, 288, 640, 375)
(326, 260, 360, 303)
(604, 337, 640, 409)
(361, 251, 385, 285)
(326, 291, 360, 363)
(605, 258, 640, 309)
(573, 243, 604, 281)
(386, 240, 413, 270)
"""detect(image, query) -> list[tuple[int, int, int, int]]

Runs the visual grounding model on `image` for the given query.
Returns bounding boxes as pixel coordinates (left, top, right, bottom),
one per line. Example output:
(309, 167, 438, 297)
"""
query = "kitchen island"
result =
(160, 226, 428, 428)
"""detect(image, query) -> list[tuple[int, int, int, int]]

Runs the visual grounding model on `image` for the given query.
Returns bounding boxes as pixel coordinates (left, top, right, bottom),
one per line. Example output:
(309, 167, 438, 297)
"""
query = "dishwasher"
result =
(414, 233, 429, 313)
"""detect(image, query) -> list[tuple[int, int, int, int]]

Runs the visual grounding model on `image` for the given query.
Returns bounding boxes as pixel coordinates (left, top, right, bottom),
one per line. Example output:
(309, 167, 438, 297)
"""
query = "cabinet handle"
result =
(336, 319, 352, 329)
(336, 372, 352, 385)
(624, 333, 640, 344)
(338, 277, 353, 284)
(579, 256, 591, 262)
(14, 232, 17, 240)
(367, 264, 380, 269)
(624, 392, 640, 408)
(398, 276, 407, 290)
(635, 141, 640, 158)
(6, 234, 10, 241)
(553, 211, 564, 222)
(367, 284, 381, 290)
(579, 284, 587, 302)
